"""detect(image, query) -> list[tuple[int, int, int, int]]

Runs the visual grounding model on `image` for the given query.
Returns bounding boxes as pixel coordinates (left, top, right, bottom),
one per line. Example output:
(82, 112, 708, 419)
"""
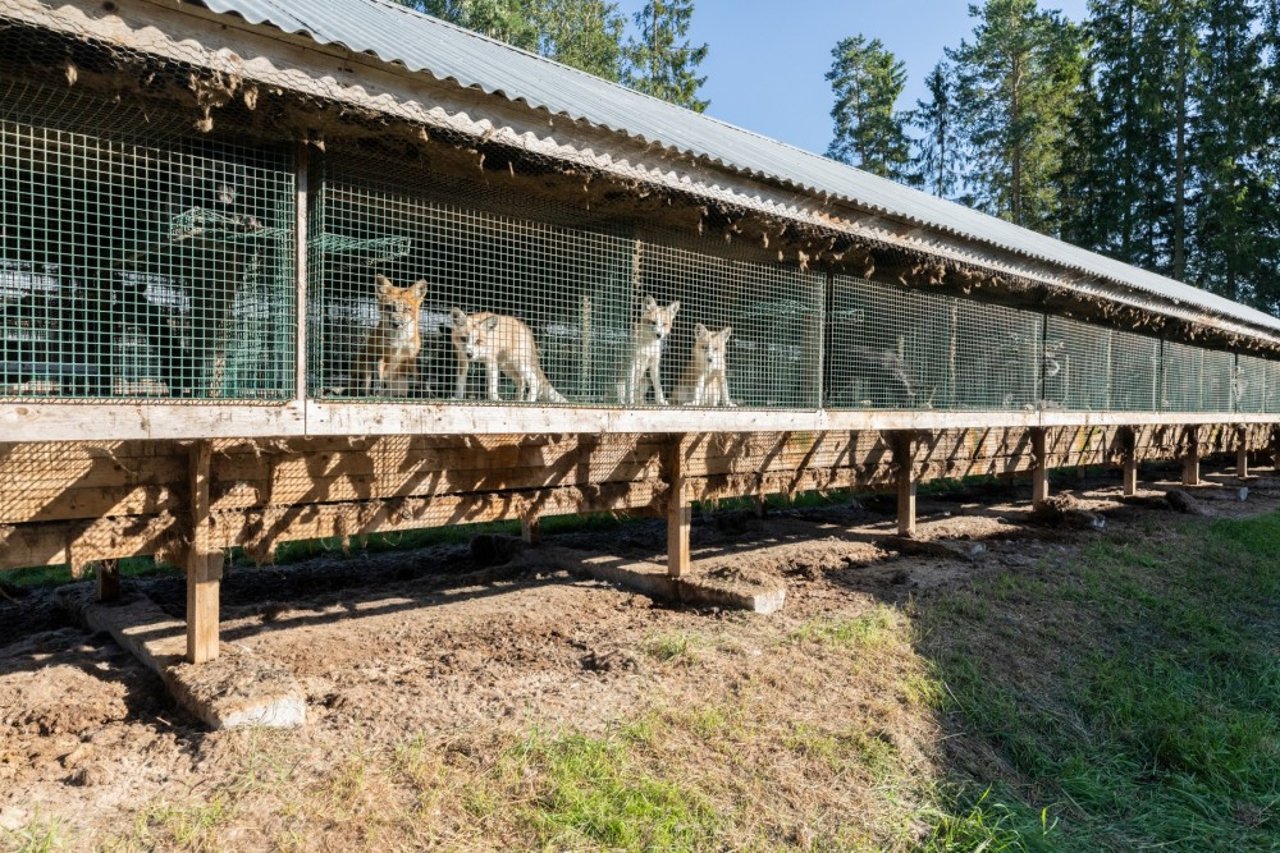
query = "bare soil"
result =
(1, 460, 1274, 849)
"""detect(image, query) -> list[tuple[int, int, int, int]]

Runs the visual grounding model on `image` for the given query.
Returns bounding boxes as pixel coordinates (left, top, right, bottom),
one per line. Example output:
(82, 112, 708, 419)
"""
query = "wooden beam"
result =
(186, 441, 222, 664)
(95, 559, 120, 603)
(1030, 427, 1049, 505)
(1181, 427, 1200, 487)
(1237, 429, 1250, 480)
(893, 431, 917, 537)
(666, 434, 691, 579)
(520, 518, 542, 546)
(1121, 427, 1138, 497)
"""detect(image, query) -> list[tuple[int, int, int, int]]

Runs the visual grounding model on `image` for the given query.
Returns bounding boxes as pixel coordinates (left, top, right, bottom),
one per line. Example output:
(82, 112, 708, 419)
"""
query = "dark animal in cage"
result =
(834, 345, 916, 409)
(618, 295, 680, 405)
(351, 275, 428, 397)
(450, 308, 567, 403)
(674, 324, 735, 407)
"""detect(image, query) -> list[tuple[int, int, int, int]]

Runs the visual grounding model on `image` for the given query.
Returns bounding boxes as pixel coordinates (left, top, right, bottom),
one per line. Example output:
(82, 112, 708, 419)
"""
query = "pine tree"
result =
(536, 0, 625, 80)
(1191, 0, 1270, 302)
(825, 35, 911, 181)
(947, 0, 1086, 233)
(622, 0, 710, 111)
(909, 62, 959, 196)
(399, 0, 626, 81)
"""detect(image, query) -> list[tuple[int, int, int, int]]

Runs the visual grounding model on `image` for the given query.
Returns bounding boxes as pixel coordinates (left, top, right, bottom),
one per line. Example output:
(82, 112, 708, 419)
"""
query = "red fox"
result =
(674, 324, 735, 407)
(352, 275, 427, 397)
(618, 295, 680, 405)
(450, 308, 567, 403)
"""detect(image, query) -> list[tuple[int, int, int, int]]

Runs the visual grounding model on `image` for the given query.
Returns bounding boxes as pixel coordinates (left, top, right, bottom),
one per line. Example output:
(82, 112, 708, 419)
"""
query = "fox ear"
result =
(694, 323, 709, 339)
(643, 295, 657, 311)
(450, 307, 467, 326)
(719, 326, 732, 340)
(668, 301, 680, 315)
(483, 316, 501, 332)
(410, 279, 428, 299)
(375, 275, 395, 297)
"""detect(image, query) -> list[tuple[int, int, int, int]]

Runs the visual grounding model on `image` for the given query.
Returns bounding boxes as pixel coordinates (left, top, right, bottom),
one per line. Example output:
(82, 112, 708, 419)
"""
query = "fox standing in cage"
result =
(352, 275, 428, 397)
(674, 324, 735, 407)
(450, 308, 566, 403)
(618, 295, 680, 405)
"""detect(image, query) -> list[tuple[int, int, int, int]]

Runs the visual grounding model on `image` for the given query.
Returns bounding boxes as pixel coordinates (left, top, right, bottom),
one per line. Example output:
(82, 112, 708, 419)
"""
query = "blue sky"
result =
(616, 1, 1091, 155)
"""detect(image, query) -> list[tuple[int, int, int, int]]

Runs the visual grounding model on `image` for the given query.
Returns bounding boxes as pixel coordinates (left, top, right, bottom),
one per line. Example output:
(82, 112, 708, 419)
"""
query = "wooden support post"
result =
(666, 434, 691, 579)
(893, 431, 917, 537)
(1121, 427, 1138, 497)
(95, 559, 120, 603)
(521, 518, 542, 546)
(1181, 427, 1200, 487)
(1031, 428, 1049, 505)
(1237, 429, 1250, 480)
(186, 440, 223, 664)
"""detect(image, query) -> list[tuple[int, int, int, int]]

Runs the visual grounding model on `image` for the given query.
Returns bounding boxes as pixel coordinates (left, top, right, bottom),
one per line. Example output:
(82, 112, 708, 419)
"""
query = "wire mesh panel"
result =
(1044, 315, 1112, 411)
(1237, 354, 1267, 414)
(1162, 340, 1204, 412)
(0, 92, 295, 400)
(1110, 329, 1160, 412)
(633, 241, 823, 408)
(953, 298, 1044, 410)
(1267, 360, 1280, 413)
(826, 276, 950, 409)
(1202, 349, 1235, 413)
(311, 155, 632, 403)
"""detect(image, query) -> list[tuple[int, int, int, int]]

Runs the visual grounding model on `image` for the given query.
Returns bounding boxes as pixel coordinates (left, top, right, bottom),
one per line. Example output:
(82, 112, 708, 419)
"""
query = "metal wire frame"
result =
(1237, 354, 1268, 414)
(0, 83, 296, 401)
(310, 149, 823, 408)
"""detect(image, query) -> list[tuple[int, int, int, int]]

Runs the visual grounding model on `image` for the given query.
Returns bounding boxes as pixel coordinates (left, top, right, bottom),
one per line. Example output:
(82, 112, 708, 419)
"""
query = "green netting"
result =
(0, 87, 296, 401)
(1045, 315, 1112, 411)
(1162, 340, 1205, 412)
(1202, 349, 1236, 413)
(1110, 329, 1160, 411)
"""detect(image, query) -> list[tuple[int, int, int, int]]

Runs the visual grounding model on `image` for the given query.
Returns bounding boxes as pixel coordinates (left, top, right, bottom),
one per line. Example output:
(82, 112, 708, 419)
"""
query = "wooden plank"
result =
(893, 432, 916, 537)
(1031, 428, 1049, 505)
(1181, 427, 1201, 487)
(95, 559, 120, 603)
(521, 518, 542, 545)
(187, 441, 221, 665)
(666, 435, 691, 579)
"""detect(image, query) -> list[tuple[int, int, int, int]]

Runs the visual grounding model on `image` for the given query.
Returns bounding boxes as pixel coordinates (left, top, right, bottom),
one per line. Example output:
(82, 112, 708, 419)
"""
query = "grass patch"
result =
(503, 730, 721, 851)
(788, 604, 899, 650)
(921, 509, 1280, 849)
(3, 815, 66, 853)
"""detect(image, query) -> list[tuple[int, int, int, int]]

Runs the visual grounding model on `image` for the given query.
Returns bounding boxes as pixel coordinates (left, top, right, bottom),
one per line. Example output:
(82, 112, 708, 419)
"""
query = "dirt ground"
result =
(0, 458, 1274, 850)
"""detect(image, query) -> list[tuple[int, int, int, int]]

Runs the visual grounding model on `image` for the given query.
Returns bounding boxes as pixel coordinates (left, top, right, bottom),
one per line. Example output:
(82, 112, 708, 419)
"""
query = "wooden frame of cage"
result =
(2, 0, 1280, 668)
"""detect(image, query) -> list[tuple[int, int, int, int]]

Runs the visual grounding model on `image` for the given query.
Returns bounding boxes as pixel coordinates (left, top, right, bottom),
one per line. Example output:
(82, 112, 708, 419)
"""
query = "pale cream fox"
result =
(352, 275, 427, 397)
(674, 324, 735, 407)
(450, 308, 567, 403)
(618, 295, 680, 405)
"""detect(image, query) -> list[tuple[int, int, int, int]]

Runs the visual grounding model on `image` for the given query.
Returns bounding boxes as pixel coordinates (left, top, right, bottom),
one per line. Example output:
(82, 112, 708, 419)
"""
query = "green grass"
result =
(921, 509, 1280, 850)
(502, 730, 721, 851)
(788, 605, 899, 650)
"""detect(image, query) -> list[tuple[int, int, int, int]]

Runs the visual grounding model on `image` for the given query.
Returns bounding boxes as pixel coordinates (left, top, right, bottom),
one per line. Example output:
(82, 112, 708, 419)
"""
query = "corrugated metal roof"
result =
(198, 0, 1280, 335)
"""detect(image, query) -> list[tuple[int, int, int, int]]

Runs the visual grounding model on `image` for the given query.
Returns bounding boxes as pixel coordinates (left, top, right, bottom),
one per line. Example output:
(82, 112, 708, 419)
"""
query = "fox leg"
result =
(454, 358, 470, 400)
(718, 372, 735, 407)
(486, 361, 501, 401)
(651, 361, 668, 406)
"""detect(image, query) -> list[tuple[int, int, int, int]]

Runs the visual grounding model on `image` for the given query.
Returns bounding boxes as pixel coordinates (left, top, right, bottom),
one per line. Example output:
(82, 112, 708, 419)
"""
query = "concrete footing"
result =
(57, 586, 305, 729)
(535, 547, 786, 614)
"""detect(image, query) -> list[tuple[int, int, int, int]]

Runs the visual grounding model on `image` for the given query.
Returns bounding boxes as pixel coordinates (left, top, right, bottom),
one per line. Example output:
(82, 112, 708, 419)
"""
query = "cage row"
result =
(2, 113, 1277, 412)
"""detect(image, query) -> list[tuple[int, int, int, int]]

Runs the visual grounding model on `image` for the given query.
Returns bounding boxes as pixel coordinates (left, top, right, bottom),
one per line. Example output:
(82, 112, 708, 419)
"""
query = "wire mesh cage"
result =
(632, 241, 823, 409)
(1162, 340, 1205, 412)
(1267, 360, 1280, 414)
(310, 150, 823, 408)
(1044, 315, 1112, 411)
(310, 151, 633, 403)
(1110, 329, 1160, 412)
(826, 276, 949, 409)
(1237, 354, 1267, 414)
(951, 298, 1044, 410)
(0, 85, 296, 401)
